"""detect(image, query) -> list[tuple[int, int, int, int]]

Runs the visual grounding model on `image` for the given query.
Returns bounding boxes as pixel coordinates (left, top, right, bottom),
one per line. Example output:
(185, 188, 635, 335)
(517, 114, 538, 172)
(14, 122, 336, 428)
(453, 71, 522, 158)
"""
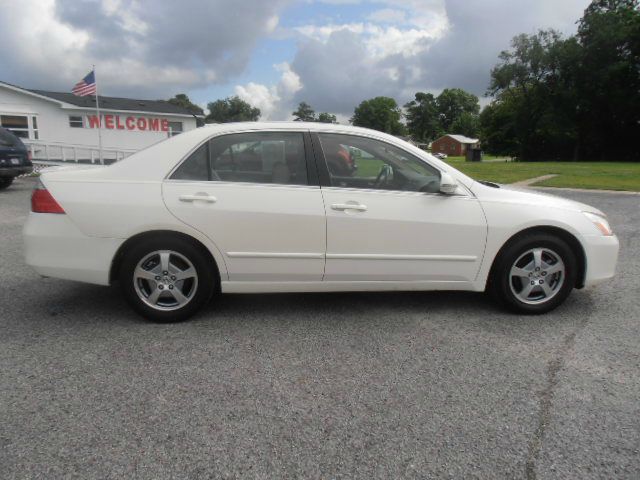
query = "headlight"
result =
(583, 212, 613, 236)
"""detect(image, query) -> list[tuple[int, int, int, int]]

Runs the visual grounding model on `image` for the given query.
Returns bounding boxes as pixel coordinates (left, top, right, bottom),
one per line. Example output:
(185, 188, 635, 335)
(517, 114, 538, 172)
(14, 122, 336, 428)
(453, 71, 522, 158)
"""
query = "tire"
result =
(0, 177, 14, 190)
(488, 233, 577, 314)
(119, 235, 216, 323)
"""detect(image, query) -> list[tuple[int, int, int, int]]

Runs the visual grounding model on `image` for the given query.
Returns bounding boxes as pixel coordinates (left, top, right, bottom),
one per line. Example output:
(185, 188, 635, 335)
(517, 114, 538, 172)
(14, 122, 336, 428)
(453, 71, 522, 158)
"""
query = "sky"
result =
(0, 0, 592, 121)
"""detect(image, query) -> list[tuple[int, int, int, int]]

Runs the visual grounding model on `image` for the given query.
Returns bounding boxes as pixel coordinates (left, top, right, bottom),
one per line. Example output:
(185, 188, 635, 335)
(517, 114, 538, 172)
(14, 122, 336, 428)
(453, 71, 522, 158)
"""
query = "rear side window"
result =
(171, 132, 308, 186)
(171, 144, 209, 180)
(0, 128, 21, 147)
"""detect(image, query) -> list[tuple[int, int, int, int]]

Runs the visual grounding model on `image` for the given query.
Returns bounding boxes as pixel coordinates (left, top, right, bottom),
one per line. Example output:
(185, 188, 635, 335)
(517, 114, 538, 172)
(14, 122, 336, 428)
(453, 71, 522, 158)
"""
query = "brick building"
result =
(431, 134, 479, 157)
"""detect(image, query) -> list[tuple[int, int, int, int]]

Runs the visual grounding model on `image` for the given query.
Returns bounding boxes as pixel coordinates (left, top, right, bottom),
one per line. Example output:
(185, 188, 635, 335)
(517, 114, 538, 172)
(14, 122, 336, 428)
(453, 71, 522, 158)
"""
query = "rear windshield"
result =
(0, 129, 23, 147)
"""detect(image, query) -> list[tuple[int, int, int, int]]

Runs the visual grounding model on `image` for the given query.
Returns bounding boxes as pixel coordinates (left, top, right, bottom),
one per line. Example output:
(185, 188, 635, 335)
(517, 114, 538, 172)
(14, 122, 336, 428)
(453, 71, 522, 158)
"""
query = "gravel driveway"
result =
(1, 177, 638, 479)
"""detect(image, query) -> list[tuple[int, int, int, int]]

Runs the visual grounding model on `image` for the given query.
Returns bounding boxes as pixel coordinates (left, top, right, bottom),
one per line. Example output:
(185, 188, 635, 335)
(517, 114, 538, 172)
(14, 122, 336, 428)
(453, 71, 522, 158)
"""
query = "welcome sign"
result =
(85, 115, 170, 132)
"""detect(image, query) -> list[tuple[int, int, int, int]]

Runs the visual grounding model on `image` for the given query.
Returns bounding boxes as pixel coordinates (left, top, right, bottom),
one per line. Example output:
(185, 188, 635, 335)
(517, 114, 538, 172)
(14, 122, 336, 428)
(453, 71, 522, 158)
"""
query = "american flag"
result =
(72, 70, 97, 96)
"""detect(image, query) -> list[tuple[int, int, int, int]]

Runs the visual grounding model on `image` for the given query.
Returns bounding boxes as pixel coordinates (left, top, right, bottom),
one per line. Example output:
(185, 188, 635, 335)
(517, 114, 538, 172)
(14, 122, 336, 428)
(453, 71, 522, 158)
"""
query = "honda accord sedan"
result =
(24, 123, 619, 322)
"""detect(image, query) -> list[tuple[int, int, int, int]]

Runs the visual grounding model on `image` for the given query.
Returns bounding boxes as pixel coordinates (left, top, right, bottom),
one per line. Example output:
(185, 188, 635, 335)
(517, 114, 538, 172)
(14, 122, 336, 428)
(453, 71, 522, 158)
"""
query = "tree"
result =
(351, 97, 405, 135)
(451, 111, 480, 138)
(404, 92, 441, 142)
(479, 100, 519, 157)
(167, 93, 204, 116)
(436, 88, 480, 133)
(573, 0, 640, 160)
(292, 102, 316, 121)
(317, 112, 338, 124)
(206, 96, 260, 123)
(483, 0, 640, 161)
(487, 30, 576, 160)
(405, 89, 480, 142)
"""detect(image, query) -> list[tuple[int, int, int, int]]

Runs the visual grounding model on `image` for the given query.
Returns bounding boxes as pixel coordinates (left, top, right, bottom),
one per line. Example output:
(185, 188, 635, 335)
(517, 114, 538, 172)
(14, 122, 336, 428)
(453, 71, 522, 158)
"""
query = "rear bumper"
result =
(0, 166, 32, 177)
(582, 234, 619, 288)
(23, 213, 124, 286)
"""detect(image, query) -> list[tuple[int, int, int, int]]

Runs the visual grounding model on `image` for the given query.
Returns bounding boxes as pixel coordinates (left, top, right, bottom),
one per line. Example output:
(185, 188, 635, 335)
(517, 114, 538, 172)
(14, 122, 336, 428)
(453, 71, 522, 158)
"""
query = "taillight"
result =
(31, 180, 65, 214)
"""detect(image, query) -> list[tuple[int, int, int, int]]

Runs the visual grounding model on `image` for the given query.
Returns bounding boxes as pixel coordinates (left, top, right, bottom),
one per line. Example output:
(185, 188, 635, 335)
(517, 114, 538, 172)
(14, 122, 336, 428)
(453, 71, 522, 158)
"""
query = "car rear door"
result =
(163, 130, 326, 283)
(312, 132, 487, 285)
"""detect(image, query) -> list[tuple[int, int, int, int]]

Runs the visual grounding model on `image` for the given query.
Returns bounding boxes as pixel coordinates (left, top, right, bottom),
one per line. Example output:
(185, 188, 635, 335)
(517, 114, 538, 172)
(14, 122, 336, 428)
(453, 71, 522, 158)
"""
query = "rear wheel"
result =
(489, 233, 577, 314)
(0, 177, 14, 190)
(119, 236, 215, 322)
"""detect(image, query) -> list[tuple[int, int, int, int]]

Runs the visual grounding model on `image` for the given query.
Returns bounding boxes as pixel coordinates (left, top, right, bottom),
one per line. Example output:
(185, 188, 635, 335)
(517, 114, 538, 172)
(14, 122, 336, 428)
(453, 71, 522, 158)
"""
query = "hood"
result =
(471, 182, 606, 216)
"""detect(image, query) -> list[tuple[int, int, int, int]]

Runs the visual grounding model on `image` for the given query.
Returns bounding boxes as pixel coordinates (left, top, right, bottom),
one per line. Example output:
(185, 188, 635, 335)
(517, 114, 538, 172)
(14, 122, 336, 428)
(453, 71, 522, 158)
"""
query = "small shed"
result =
(431, 134, 479, 157)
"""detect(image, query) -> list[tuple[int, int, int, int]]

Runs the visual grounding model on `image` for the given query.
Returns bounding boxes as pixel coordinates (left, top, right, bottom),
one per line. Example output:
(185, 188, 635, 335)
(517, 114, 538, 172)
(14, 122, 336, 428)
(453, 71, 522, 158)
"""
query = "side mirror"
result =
(439, 173, 458, 195)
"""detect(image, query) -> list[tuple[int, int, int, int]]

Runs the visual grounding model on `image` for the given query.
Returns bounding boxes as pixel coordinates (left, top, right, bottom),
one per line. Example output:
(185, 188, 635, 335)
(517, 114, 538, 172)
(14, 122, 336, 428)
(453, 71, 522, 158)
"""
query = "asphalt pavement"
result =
(1, 177, 638, 479)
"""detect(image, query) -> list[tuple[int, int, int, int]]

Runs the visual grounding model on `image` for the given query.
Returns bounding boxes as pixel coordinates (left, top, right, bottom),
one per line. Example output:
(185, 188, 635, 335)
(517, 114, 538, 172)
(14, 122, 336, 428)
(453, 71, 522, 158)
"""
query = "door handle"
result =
(331, 203, 367, 212)
(179, 193, 217, 203)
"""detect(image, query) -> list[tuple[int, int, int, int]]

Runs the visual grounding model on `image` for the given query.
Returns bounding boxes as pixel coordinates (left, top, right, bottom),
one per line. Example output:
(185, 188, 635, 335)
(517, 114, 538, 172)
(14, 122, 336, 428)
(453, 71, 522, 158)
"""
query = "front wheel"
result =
(119, 236, 216, 322)
(489, 233, 577, 314)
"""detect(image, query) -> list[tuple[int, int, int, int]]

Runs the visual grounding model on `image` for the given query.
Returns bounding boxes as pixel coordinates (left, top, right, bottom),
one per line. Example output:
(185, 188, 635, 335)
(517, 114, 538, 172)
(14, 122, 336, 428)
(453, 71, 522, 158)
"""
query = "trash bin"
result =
(466, 148, 482, 162)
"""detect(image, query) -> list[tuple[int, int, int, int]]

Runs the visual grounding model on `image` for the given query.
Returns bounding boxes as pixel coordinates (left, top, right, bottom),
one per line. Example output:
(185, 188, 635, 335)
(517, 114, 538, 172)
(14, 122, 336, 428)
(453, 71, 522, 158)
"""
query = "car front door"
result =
(163, 130, 326, 283)
(313, 132, 487, 285)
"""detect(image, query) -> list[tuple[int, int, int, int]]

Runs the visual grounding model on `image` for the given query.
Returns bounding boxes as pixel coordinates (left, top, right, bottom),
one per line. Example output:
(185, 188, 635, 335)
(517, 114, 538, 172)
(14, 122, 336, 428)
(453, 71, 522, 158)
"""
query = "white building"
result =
(0, 81, 203, 163)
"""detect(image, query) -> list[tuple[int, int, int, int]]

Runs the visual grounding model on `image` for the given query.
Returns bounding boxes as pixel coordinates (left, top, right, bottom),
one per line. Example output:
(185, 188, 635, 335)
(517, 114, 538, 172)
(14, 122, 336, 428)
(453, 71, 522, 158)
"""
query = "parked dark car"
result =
(0, 126, 32, 189)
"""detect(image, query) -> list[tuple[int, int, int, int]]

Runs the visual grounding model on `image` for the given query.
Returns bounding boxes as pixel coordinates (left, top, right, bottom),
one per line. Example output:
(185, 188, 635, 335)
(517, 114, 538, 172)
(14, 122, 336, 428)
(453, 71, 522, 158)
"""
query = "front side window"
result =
(317, 133, 441, 193)
(171, 132, 308, 186)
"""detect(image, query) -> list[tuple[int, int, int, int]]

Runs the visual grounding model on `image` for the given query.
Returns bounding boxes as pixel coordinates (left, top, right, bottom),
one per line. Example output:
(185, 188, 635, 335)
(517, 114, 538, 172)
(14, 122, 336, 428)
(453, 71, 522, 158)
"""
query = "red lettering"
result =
(104, 115, 114, 129)
(115, 116, 125, 130)
(125, 117, 135, 130)
(161, 119, 169, 132)
(149, 118, 160, 131)
(137, 117, 147, 130)
(87, 115, 101, 128)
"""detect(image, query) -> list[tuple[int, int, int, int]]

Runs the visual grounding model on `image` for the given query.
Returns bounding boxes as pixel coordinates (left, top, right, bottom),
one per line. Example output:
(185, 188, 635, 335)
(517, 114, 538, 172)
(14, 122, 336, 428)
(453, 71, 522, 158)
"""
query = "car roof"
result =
(186, 121, 399, 139)
(43, 121, 475, 188)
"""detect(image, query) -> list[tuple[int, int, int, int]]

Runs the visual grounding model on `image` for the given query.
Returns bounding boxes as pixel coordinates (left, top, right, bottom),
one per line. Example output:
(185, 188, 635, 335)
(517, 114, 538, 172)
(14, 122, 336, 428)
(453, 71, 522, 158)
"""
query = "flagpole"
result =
(93, 65, 103, 164)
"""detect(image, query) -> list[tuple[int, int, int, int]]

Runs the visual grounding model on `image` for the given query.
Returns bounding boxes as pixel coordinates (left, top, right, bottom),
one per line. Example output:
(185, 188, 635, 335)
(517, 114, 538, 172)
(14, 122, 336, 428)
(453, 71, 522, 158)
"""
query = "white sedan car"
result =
(24, 123, 619, 322)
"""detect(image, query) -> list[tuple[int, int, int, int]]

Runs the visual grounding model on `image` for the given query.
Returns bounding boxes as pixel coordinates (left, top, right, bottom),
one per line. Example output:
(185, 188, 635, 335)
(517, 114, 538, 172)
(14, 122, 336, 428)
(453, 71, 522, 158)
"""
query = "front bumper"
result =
(0, 165, 33, 177)
(582, 234, 620, 288)
(23, 213, 124, 286)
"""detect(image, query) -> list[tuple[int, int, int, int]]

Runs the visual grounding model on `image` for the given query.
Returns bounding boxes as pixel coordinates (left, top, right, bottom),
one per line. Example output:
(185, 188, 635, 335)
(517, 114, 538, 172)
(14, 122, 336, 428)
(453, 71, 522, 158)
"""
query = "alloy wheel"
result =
(133, 250, 199, 311)
(509, 247, 565, 305)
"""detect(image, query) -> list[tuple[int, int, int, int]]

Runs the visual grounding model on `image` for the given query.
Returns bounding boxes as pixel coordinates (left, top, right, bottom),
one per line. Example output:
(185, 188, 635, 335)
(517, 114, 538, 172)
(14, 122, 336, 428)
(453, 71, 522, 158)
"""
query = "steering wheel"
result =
(374, 164, 392, 188)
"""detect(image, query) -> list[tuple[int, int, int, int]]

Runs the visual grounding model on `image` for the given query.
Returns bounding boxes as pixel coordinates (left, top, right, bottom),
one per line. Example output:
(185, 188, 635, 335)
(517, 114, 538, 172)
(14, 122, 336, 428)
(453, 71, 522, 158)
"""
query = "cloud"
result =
(0, 0, 290, 97)
(366, 8, 406, 24)
(281, 0, 590, 118)
(0, 0, 591, 120)
(235, 62, 302, 120)
(413, 0, 591, 93)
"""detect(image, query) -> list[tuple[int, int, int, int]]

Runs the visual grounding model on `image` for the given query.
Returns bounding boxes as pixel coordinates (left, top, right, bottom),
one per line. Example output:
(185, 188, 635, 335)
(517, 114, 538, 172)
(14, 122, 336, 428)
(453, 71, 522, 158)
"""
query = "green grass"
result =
(356, 158, 385, 177)
(444, 159, 640, 192)
(352, 154, 640, 192)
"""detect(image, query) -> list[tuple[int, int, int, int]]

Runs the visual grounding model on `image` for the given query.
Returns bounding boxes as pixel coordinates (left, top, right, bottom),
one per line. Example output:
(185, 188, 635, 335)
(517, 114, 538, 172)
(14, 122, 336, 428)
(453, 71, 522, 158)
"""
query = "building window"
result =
(0, 115, 29, 139)
(32, 116, 39, 139)
(69, 115, 84, 128)
(168, 121, 183, 136)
